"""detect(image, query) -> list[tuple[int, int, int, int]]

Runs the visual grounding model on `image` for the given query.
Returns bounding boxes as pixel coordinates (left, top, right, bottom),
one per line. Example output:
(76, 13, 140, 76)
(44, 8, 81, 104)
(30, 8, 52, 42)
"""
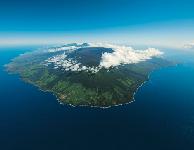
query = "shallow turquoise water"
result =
(0, 47, 194, 150)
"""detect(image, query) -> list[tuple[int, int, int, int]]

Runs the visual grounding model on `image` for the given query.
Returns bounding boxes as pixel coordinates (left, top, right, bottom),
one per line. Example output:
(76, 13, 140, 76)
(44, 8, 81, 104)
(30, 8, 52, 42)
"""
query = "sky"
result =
(0, 0, 194, 48)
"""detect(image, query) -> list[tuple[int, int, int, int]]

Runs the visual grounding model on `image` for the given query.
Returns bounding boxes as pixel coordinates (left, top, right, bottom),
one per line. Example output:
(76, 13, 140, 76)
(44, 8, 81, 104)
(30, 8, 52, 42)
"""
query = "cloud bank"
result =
(45, 43, 163, 73)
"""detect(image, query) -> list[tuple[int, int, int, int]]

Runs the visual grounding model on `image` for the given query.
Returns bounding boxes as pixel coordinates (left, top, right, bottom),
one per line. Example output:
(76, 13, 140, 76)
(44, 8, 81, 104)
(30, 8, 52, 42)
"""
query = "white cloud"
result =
(45, 43, 163, 72)
(89, 43, 163, 68)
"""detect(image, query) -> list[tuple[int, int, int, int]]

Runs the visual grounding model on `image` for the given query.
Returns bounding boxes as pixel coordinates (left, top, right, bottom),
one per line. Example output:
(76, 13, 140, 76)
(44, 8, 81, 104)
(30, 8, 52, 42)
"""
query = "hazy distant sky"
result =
(0, 0, 194, 47)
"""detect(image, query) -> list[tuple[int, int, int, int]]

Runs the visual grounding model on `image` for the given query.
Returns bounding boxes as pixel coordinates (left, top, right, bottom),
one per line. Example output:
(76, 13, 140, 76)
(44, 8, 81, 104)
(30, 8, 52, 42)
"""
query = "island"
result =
(5, 43, 172, 108)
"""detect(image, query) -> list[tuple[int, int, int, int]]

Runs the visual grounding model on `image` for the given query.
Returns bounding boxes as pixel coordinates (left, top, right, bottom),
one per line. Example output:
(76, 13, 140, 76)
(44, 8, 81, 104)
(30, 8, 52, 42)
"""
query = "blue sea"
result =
(0, 46, 194, 150)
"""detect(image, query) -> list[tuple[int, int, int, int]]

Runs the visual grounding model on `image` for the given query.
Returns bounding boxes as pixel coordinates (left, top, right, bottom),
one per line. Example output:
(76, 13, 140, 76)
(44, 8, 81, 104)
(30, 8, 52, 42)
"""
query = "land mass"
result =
(6, 43, 172, 107)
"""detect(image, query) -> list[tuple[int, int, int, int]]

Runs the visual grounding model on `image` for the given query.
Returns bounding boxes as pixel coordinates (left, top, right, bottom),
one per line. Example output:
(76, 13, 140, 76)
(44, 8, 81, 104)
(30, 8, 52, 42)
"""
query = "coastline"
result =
(6, 69, 155, 109)
(47, 64, 178, 109)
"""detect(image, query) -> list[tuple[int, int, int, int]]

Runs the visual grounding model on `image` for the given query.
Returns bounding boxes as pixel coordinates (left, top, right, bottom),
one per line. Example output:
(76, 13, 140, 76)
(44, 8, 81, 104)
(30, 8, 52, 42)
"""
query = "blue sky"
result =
(0, 0, 194, 47)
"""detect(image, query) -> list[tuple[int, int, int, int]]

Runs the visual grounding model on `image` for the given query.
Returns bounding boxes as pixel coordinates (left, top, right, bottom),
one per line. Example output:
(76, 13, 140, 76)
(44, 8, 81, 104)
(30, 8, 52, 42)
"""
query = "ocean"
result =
(0, 46, 194, 150)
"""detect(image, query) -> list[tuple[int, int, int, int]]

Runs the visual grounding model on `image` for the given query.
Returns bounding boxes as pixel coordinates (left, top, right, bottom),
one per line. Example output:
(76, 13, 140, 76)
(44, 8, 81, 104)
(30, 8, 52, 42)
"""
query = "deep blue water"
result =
(0, 47, 194, 150)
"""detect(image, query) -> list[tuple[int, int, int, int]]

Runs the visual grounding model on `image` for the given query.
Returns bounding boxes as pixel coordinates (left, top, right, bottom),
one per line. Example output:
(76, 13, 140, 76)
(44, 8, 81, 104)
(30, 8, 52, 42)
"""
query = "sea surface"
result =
(0, 46, 194, 150)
